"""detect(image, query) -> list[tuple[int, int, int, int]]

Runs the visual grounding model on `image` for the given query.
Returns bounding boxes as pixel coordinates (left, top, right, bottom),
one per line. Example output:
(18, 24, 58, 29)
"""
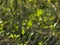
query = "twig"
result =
(43, 35, 53, 45)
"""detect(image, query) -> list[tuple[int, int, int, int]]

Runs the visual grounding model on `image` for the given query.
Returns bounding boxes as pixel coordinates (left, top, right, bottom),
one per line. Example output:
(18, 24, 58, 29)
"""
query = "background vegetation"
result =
(0, 0, 60, 45)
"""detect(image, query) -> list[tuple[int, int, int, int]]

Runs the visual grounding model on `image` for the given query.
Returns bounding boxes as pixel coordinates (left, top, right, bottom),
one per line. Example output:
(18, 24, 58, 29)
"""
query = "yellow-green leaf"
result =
(38, 41, 43, 45)
(37, 9, 43, 17)
(22, 27, 25, 35)
(48, 0, 51, 3)
(27, 20, 32, 27)
(20, 43, 23, 45)
(10, 34, 14, 38)
(50, 25, 54, 29)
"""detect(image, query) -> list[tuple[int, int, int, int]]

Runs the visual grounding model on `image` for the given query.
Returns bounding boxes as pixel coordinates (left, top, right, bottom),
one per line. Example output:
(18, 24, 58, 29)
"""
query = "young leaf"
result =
(22, 27, 25, 35)
(27, 20, 32, 27)
(37, 9, 43, 17)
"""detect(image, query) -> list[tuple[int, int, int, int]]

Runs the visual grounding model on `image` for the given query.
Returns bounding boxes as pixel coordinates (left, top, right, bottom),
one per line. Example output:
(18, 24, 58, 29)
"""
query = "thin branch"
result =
(43, 35, 53, 45)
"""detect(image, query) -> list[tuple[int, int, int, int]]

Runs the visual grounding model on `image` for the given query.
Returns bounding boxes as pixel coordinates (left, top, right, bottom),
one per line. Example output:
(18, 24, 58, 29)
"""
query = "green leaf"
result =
(44, 17, 47, 21)
(9, 0, 14, 3)
(50, 25, 54, 29)
(14, 34, 17, 38)
(37, 9, 43, 17)
(27, 20, 32, 27)
(48, 0, 51, 3)
(44, 26, 48, 28)
(16, 25, 18, 30)
(10, 34, 14, 38)
(20, 43, 23, 45)
(38, 41, 43, 45)
(22, 27, 25, 35)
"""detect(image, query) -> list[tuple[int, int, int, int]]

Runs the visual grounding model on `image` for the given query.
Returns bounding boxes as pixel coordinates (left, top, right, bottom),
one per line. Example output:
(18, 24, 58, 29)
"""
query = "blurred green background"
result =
(0, 0, 60, 45)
